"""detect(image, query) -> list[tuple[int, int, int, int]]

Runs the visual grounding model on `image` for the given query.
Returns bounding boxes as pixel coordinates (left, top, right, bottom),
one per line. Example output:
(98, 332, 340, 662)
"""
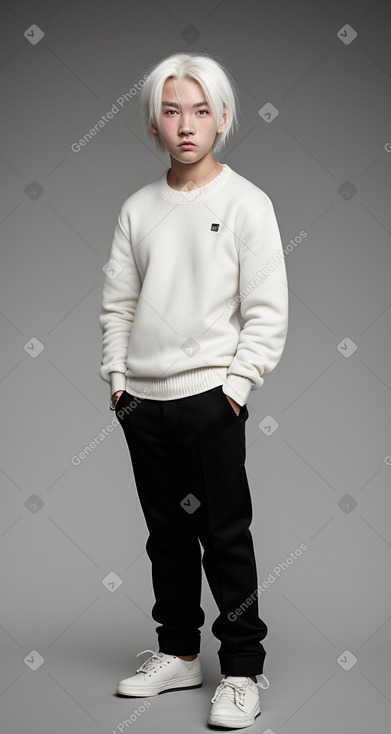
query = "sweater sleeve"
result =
(224, 202, 289, 406)
(99, 206, 142, 400)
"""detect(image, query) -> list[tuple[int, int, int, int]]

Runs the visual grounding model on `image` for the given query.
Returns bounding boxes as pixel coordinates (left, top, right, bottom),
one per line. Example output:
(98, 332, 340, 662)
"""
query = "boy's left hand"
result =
(226, 394, 241, 416)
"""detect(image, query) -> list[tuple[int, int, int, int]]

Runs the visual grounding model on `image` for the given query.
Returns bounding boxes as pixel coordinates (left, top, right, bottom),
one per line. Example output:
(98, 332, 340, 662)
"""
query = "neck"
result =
(166, 155, 222, 191)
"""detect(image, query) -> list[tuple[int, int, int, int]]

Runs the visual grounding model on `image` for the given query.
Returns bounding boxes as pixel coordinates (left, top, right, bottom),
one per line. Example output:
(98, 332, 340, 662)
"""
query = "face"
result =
(150, 76, 228, 164)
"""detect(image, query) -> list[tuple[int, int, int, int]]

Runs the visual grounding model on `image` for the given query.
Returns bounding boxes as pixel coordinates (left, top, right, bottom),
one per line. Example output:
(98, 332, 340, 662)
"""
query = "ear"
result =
(150, 121, 159, 135)
(216, 104, 229, 133)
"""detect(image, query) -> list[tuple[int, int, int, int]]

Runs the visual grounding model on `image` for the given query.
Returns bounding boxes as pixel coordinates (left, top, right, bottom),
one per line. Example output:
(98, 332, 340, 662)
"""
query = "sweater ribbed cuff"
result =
(110, 371, 127, 399)
(223, 375, 255, 406)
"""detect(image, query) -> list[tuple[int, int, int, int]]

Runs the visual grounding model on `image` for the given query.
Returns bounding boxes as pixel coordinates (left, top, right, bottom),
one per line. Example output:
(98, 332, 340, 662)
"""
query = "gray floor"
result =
(1, 581, 390, 733)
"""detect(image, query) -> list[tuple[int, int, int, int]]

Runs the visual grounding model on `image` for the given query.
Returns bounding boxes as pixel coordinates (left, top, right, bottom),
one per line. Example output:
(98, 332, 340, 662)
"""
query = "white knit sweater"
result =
(99, 163, 288, 406)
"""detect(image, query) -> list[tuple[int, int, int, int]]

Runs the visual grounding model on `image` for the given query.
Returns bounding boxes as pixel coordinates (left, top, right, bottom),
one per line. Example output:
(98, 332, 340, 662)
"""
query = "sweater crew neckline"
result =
(157, 163, 232, 203)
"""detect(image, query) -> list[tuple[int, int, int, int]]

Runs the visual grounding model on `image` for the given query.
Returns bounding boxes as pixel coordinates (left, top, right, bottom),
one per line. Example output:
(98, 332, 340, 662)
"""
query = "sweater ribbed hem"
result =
(125, 367, 227, 401)
(114, 366, 254, 405)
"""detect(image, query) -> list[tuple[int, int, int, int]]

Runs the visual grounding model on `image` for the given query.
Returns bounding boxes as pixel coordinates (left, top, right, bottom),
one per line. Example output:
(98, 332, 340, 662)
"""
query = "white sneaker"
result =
(116, 649, 202, 697)
(208, 674, 270, 728)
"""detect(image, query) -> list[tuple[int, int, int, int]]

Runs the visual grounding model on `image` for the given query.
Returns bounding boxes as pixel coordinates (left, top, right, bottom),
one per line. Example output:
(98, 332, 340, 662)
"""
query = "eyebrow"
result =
(161, 101, 209, 109)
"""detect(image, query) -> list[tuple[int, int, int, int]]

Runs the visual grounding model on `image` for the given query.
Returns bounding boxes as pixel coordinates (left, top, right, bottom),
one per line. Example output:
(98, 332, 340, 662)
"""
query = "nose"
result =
(178, 112, 194, 134)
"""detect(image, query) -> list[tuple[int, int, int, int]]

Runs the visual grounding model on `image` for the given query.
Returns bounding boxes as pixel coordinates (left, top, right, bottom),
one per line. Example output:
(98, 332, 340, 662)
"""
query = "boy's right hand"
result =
(111, 390, 124, 407)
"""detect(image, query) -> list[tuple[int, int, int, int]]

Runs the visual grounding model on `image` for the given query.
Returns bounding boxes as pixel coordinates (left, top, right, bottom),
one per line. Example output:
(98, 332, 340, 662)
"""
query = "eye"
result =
(198, 109, 208, 115)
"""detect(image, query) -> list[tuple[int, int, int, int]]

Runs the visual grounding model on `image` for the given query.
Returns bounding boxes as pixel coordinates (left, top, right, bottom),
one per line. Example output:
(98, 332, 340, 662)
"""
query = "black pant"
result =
(115, 384, 268, 676)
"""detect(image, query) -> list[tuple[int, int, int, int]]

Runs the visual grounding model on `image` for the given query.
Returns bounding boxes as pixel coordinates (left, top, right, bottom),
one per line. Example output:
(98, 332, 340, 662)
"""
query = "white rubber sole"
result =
(116, 673, 203, 697)
(208, 703, 261, 728)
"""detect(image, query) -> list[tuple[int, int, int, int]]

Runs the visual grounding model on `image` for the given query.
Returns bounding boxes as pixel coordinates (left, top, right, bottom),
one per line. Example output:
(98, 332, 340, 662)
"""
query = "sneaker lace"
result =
(135, 649, 168, 674)
(210, 674, 269, 704)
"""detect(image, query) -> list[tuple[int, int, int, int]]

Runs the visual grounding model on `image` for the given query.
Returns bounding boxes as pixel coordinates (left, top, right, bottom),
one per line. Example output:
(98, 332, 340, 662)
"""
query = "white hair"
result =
(138, 51, 240, 154)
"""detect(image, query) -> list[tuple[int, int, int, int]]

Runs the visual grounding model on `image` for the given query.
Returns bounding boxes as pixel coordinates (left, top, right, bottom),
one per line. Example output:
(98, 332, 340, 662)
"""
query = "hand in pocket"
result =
(225, 394, 241, 416)
(112, 390, 124, 408)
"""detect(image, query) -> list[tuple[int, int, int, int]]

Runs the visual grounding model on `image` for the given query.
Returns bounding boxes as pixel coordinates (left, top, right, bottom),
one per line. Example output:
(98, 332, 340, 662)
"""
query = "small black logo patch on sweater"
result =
(211, 223, 220, 231)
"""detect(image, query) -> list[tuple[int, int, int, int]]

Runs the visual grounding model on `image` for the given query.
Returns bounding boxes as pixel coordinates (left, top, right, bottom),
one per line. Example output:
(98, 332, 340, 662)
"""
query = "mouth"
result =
(178, 142, 196, 147)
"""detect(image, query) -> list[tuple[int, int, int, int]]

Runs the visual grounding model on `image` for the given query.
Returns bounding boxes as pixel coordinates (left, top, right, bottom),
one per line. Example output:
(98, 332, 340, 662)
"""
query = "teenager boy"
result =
(99, 51, 288, 729)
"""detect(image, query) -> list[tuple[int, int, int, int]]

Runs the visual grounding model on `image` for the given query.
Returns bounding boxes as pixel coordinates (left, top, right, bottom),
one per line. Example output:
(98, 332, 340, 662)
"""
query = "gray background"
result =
(1, 0, 390, 732)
